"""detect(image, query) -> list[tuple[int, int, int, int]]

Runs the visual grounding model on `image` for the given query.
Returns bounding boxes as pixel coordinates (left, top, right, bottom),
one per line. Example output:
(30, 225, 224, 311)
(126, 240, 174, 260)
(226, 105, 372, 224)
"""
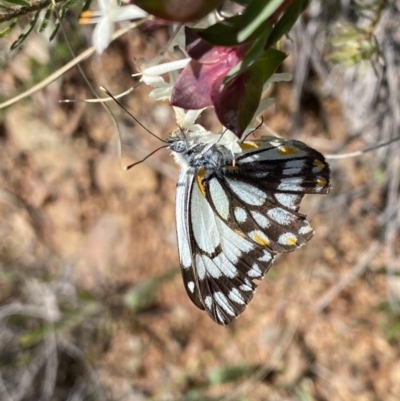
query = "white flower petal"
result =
(167, 26, 187, 54)
(141, 75, 167, 86)
(188, 124, 208, 133)
(112, 5, 148, 22)
(92, 17, 113, 54)
(182, 109, 204, 128)
(144, 58, 190, 77)
(149, 87, 173, 101)
(173, 107, 205, 130)
(98, 0, 113, 12)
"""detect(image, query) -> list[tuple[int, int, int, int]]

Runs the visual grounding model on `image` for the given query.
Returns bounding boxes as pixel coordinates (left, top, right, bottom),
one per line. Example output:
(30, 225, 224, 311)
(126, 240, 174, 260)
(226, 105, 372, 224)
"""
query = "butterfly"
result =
(168, 129, 330, 325)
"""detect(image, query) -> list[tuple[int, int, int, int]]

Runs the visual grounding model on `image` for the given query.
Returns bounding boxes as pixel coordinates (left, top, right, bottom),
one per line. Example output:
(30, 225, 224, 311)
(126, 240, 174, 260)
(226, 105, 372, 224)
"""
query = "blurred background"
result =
(0, 1, 399, 400)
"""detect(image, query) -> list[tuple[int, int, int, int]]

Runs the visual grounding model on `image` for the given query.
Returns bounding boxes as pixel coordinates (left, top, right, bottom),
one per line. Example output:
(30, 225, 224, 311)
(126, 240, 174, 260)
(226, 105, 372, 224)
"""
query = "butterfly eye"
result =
(173, 140, 187, 153)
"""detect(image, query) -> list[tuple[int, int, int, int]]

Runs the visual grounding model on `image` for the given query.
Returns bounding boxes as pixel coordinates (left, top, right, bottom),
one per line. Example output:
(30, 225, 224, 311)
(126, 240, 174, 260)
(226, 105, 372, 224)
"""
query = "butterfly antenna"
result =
(239, 116, 264, 143)
(215, 127, 228, 146)
(177, 124, 189, 151)
(100, 86, 168, 143)
(125, 144, 169, 170)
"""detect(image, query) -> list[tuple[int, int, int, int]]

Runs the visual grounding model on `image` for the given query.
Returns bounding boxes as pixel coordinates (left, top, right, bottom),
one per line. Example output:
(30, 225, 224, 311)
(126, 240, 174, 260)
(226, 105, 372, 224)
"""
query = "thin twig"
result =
(0, 19, 150, 109)
(40, 325, 58, 401)
(325, 135, 400, 159)
(60, 83, 139, 103)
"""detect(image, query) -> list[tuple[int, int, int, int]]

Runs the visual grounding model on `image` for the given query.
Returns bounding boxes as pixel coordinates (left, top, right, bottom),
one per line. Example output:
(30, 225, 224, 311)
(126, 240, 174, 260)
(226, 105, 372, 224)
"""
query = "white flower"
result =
(133, 57, 190, 100)
(79, 0, 148, 54)
(173, 107, 206, 132)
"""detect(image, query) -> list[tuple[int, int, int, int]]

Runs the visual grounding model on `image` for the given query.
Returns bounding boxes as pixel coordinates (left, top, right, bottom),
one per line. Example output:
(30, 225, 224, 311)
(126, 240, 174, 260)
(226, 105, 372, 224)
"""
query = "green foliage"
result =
(380, 301, 400, 342)
(38, 5, 53, 32)
(237, 0, 285, 42)
(329, 23, 379, 67)
(10, 10, 41, 50)
(1, 0, 85, 49)
(2, 0, 30, 6)
(265, 0, 311, 47)
(0, 17, 18, 38)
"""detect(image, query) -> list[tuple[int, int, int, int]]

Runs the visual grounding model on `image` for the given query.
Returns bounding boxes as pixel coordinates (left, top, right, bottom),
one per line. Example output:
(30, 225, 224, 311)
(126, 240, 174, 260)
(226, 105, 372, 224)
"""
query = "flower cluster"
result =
(79, 0, 308, 138)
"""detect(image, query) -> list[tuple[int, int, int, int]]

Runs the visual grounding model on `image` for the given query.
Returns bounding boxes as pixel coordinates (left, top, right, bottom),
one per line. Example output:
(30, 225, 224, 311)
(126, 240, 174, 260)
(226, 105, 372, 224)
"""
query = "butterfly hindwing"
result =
(172, 133, 330, 325)
(188, 177, 275, 325)
(205, 175, 313, 253)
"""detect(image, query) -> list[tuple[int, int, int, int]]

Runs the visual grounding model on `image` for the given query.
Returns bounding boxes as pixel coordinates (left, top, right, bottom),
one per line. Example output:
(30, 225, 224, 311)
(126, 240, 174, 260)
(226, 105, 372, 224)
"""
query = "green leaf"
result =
(3, 0, 30, 6)
(63, 0, 80, 9)
(224, 24, 272, 85)
(0, 18, 18, 38)
(82, 0, 93, 12)
(39, 6, 52, 33)
(238, 0, 285, 42)
(196, 15, 245, 46)
(214, 61, 263, 137)
(255, 47, 287, 83)
(266, 0, 311, 47)
(196, 14, 271, 47)
(124, 268, 179, 311)
(10, 10, 41, 50)
(49, 5, 67, 42)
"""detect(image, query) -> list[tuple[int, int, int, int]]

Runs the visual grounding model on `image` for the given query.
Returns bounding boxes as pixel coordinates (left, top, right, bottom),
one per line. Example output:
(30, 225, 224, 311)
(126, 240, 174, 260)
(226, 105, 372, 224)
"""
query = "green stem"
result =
(0, 0, 65, 23)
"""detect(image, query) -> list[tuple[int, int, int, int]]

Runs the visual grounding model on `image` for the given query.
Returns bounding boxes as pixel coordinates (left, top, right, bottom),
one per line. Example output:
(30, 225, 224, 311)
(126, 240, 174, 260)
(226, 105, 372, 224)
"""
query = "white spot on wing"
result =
(209, 178, 230, 220)
(249, 230, 270, 245)
(267, 208, 292, 225)
(275, 193, 300, 210)
(234, 207, 247, 223)
(228, 288, 245, 304)
(191, 183, 219, 253)
(188, 281, 195, 293)
(216, 309, 225, 324)
(176, 170, 193, 268)
(204, 296, 213, 309)
(214, 292, 235, 316)
(278, 232, 297, 245)
(248, 263, 262, 278)
(226, 179, 266, 205)
(282, 159, 305, 175)
(202, 255, 222, 278)
(299, 224, 313, 235)
(195, 254, 206, 280)
(277, 178, 304, 192)
(258, 250, 272, 262)
(215, 218, 254, 253)
(239, 278, 253, 292)
(213, 253, 237, 278)
(250, 211, 270, 228)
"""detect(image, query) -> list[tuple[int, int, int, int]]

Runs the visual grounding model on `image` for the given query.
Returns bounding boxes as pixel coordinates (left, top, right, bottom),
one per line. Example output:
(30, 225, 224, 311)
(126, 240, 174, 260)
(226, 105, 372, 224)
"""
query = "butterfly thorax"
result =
(168, 130, 237, 173)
